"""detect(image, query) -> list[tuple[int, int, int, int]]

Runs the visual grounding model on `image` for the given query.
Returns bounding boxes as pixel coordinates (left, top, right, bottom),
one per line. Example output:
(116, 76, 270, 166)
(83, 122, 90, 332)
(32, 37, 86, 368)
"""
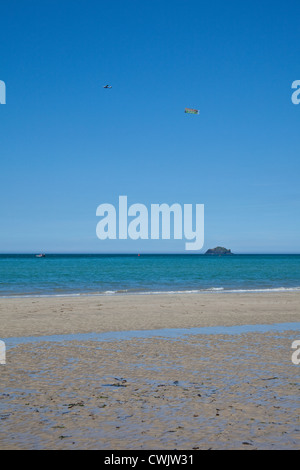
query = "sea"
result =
(0, 254, 300, 298)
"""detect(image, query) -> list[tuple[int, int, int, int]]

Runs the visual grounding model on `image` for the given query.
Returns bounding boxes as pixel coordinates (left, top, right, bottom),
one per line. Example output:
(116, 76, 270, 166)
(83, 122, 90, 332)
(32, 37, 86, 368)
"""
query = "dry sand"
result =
(0, 292, 299, 450)
(0, 291, 300, 338)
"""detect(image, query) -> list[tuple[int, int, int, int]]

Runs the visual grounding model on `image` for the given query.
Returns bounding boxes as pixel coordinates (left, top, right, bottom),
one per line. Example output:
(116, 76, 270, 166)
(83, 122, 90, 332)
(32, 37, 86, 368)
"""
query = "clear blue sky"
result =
(0, 0, 300, 253)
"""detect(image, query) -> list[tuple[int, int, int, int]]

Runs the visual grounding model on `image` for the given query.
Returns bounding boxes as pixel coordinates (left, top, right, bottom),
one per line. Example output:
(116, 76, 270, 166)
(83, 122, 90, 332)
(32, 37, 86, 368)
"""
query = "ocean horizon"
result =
(1, 253, 300, 298)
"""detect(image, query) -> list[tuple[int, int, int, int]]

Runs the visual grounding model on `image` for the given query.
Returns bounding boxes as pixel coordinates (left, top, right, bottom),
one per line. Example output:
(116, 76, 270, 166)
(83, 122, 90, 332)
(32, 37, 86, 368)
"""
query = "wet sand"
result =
(0, 292, 299, 450)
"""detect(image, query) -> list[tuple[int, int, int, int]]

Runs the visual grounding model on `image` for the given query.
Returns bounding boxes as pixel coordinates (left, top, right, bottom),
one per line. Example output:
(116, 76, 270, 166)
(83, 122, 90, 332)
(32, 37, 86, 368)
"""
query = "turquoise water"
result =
(0, 254, 300, 297)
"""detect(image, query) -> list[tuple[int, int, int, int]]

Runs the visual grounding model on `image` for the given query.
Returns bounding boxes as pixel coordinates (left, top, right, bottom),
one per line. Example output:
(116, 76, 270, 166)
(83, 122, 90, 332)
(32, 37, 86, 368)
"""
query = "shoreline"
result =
(1, 291, 300, 338)
(1, 285, 300, 299)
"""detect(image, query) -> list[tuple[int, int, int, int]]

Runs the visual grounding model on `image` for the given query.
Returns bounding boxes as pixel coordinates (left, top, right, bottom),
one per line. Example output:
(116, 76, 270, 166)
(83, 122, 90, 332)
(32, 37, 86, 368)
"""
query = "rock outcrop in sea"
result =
(205, 246, 233, 255)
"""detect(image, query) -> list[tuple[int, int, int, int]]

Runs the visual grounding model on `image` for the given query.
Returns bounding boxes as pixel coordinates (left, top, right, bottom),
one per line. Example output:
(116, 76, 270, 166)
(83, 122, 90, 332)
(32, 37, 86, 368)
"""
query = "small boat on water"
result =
(35, 254, 46, 258)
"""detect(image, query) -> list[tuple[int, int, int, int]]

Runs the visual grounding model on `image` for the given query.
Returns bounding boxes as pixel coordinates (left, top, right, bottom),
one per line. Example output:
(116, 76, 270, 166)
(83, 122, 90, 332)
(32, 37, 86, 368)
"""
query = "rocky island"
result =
(205, 246, 233, 255)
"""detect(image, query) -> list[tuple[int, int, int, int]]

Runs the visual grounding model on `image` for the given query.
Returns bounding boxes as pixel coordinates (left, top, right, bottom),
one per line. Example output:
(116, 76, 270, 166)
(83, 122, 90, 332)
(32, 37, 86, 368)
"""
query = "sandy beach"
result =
(0, 292, 300, 450)
(1, 291, 300, 338)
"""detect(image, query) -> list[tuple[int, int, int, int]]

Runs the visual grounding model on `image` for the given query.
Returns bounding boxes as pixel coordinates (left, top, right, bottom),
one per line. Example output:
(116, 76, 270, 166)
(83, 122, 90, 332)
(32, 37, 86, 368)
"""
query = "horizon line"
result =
(1, 252, 300, 256)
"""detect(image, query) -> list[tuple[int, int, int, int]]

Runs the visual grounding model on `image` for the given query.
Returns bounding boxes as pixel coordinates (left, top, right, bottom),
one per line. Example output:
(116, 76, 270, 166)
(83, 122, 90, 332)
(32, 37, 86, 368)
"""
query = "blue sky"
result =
(0, 0, 300, 253)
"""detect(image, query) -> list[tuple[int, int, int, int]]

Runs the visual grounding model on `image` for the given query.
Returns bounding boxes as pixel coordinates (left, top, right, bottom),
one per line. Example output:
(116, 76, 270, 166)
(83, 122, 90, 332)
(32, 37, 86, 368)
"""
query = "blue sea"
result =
(0, 254, 300, 298)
